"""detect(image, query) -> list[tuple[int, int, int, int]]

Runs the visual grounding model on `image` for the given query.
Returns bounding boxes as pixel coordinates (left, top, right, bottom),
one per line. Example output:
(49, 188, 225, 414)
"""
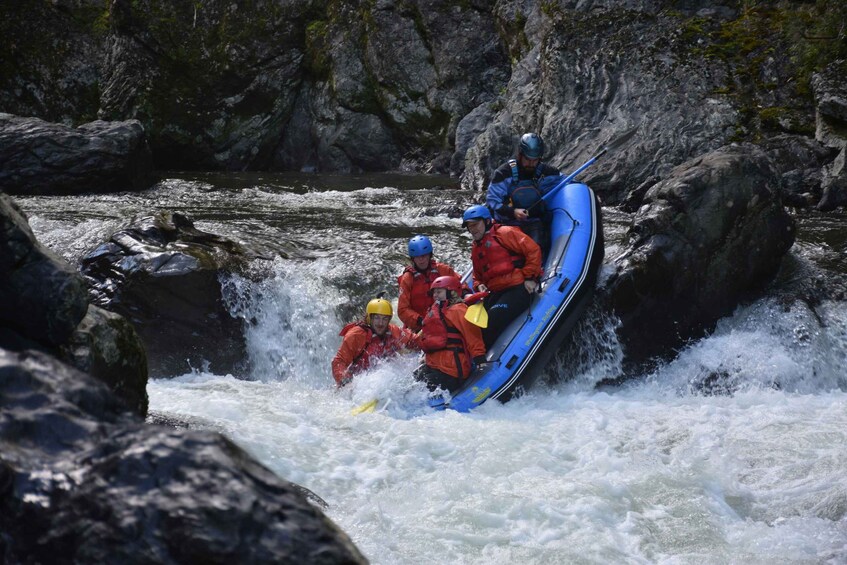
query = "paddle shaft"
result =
(527, 127, 638, 212)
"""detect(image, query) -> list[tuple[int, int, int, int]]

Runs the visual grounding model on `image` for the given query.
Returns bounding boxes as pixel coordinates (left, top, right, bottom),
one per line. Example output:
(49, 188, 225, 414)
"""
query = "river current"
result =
(17, 173, 847, 564)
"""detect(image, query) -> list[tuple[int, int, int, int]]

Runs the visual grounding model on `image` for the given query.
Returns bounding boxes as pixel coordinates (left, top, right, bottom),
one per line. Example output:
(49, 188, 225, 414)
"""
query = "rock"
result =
(1, 191, 149, 413)
(0, 192, 89, 346)
(0, 114, 155, 195)
(0, 348, 366, 563)
(813, 60, 847, 211)
(604, 143, 796, 368)
(80, 212, 252, 377)
(62, 304, 149, 417)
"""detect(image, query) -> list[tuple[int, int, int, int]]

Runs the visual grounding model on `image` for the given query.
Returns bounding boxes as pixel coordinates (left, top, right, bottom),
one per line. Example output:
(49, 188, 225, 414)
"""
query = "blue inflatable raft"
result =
(429, 180, 604, 412)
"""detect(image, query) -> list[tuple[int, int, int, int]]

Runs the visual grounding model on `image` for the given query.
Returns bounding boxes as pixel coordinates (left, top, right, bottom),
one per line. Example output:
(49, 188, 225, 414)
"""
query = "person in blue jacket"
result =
(486, 132, 561, 252)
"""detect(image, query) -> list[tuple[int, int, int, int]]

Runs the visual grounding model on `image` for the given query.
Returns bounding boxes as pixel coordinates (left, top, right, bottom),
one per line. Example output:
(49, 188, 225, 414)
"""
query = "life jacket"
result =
(420, 302, 470, 379)
(508, 158, 547, 210)
(472, 224, 525, 283)
(401, 264, 441, 316)
(339, 321, 397, 375)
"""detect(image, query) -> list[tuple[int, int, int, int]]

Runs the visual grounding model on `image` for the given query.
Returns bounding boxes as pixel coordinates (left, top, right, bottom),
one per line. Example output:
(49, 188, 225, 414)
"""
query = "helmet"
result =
(407, 235, 433, 258)
(365, 298, 392, 324)
(519, 132, 544, 159)
(430, 275, 462, 294)
(462, 205, 492, 226)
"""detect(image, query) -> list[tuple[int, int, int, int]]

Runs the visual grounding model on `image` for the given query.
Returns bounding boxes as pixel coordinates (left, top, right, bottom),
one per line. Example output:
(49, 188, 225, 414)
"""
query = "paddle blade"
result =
(465, 302, 488, 328)
(604, 126, 638, 152)
(351, 398, 378, 415)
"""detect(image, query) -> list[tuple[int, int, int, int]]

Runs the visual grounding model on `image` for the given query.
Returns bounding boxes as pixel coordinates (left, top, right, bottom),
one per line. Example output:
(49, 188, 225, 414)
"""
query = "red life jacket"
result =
(472, 224, 525, 283)
(401, 264, 441, 316)
(339, 321, 398, 375)
(420, 302, 470, 378)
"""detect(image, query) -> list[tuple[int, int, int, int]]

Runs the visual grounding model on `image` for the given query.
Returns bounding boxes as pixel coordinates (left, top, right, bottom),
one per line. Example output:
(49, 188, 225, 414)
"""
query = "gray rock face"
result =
(1, 192, 149, 416)
(0, 114, 155, 195)
(604, 143, 796, 367)
(0, 193, 89, 346)
(462, 7, 739, 200)
(0, 348, 366, 564)
(812, 60, 847, 211)
(80, 212, 252, 377)
(62, 305, 149, 417)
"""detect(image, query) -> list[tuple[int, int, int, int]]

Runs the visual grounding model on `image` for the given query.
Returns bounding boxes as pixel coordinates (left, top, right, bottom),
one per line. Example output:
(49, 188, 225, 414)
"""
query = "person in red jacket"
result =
(462, 205, 543, 348)
(397, 234, 465, 332)
(415, 276, 486, 393)
(331, 298, 418, 387)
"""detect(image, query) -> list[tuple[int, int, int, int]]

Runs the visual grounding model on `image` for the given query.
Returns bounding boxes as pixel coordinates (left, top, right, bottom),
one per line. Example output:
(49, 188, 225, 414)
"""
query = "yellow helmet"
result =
(365, 298, 393, 324)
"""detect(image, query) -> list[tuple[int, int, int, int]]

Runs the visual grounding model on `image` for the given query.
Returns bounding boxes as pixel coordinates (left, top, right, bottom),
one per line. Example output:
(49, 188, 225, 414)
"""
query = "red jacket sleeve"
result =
(331, 327, 368, 386)
(501, 227, 542, 280)
(446, 306, 486, 358)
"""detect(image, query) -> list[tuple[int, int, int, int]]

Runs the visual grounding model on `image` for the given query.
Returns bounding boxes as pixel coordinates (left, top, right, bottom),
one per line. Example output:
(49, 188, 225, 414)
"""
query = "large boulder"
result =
(0, 192, 89, 346)
(0, 114, 155, 195)
(62, 304, 149, 417)
(0, 348, 366, 563)
(80, 212, 253, 377)
(604, 143, 796, 367)
(1, 192, 149, 415)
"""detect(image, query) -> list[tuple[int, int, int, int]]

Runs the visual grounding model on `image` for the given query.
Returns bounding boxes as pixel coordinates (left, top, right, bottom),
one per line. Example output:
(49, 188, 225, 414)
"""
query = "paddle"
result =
(463, 291, 489, 328)
(529, 126, 639, 212)
(350, 398, 378, 415)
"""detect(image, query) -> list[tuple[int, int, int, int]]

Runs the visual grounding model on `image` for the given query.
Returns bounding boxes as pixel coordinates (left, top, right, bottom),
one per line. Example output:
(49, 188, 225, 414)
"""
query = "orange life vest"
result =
(420, 302, 471, 378)
(472, 224, 525, 284)
(400, 264, 441, 317)
(339, 322, 400, 374)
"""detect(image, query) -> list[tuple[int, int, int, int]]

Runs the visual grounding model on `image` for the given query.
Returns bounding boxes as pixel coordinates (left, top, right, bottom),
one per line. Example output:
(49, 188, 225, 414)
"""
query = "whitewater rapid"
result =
(18, 174, 847, 564)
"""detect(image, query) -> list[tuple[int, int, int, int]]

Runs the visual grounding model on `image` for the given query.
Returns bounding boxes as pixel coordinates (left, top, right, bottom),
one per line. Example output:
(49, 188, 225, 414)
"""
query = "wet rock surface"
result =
(603, 143, 796, 368)
(0, 114, 155, 195)
(80, 211, 253, 377)
(0, 348, 366, 564)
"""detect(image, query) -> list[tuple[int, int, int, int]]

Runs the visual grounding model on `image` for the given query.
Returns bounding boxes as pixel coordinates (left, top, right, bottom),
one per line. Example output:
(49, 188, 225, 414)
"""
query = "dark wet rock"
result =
(812, 60, 847, 212)
(0, 113, 155, 195)
(604, 143, 796, 368)
(0, 192, 89, 347)
(62, 304, 149, 417)
(0, 348, 365, 563)
(1, 191, 149, 414)
(81, 211, 252, 377)
(758, 135, 834, 208)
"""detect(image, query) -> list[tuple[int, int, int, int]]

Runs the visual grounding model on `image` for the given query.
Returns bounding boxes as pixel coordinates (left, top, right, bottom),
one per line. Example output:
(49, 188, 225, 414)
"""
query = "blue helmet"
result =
(407, 235, 433, 257)
(462, 205, 492, 226)
(519, 132, 544, 159)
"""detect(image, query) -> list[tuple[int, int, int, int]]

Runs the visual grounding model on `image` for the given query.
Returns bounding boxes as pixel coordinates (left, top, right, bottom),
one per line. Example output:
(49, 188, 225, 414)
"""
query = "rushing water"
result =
(17, 173, 847, 564)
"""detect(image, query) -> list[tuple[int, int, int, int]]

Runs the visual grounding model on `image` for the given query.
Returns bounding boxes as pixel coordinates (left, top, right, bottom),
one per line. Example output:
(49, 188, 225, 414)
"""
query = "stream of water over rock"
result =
(17, 173, 847, 564)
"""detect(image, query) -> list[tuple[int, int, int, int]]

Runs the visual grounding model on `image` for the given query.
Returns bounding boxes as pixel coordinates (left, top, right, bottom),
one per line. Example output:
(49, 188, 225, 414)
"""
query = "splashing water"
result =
(17, 173, 847, 564)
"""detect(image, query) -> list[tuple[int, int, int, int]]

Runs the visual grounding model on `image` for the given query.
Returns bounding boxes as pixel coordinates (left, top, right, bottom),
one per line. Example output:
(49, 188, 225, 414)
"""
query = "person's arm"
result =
(450, 308, 486, 359)
(503, 227, 542, 280)
(537, 164, 563, 195)
(486, 166, 516, 221)
(398, 326, 422, 351)
(331, 328, 367, 386)
(396, 271, 422, 330)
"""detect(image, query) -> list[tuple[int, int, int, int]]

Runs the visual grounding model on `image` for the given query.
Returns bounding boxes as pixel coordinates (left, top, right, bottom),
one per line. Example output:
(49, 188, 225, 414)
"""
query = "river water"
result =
(17, 173, 847, 564)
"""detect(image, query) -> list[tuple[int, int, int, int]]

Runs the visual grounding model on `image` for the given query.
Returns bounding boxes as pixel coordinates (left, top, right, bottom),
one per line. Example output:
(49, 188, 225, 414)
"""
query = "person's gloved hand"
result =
(524, 279, 538, 294)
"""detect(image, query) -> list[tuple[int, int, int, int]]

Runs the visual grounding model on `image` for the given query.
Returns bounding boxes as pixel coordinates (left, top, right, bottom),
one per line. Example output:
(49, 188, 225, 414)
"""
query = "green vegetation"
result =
(676, 0, 846, 140)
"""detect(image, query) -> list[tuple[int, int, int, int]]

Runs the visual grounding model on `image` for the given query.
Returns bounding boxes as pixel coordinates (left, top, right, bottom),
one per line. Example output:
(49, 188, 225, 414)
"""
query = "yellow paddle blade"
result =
(465, 302, 488, 328)
(350, 398, 378, 415)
